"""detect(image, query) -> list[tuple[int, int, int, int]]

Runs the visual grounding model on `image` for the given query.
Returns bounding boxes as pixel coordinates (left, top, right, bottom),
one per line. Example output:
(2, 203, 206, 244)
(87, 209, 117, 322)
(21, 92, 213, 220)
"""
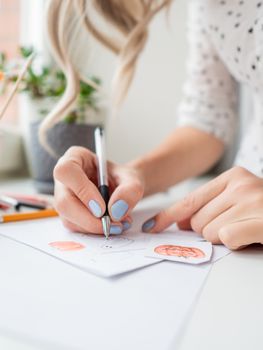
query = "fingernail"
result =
(110, 225, 123, 235)
(122, 221, 131, 231)
(111, 200, 129, 220)
(88, 200, 102, 218)
(142, 218, 156, 232)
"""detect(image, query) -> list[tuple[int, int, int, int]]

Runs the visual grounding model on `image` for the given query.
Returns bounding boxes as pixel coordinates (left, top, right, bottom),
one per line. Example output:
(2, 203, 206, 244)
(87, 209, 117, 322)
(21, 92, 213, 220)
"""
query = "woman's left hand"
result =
(142, 167, 263, 250)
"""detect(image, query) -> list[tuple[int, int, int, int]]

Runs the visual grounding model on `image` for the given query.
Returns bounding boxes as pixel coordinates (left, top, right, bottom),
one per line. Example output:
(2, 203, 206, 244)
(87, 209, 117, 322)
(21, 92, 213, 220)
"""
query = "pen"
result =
(0, 209, 58, 223)
(94, 127, 111, 239)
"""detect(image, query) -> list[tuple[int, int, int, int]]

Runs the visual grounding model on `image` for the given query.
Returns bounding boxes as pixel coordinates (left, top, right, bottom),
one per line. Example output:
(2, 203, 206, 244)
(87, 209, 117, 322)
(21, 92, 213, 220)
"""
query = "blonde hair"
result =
(40, 0, 171, 155)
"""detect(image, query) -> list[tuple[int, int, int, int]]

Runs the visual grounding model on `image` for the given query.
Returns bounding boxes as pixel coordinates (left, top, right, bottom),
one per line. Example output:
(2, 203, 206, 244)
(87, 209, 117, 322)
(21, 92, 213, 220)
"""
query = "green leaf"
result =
(64, 112, 78, 124)
(0, 52, 6, 68)
(1, 45, 102, 122)
(20, 46, 34, 58)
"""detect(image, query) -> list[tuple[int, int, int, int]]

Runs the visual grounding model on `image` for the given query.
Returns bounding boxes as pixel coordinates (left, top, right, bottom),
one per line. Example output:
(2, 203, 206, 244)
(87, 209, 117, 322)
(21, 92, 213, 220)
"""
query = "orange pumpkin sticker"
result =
(154, 244, 205, 259)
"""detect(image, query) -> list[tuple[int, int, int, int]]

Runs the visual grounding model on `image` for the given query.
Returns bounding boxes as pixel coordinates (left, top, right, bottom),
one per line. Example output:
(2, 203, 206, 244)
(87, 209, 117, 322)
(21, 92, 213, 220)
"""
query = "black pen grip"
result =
(98, 185, 110, 214)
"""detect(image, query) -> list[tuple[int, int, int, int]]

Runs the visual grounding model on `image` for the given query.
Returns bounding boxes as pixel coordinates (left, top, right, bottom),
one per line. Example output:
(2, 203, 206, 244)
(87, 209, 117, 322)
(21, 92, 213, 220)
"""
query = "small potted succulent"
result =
(1, 47, 104, 194)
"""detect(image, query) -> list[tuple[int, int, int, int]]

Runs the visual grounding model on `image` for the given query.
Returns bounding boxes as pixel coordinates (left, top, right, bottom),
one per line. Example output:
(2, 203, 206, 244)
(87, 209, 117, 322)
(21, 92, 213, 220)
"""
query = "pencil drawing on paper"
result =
(101, 237, 134, 250)
(154, 245, 205, 259)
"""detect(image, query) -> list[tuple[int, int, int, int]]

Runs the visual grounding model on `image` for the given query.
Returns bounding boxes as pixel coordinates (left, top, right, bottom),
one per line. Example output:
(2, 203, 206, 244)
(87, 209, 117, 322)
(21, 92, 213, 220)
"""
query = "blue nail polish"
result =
(122, 221, 131, 231)
(142, 218, 156, 232)
(88, 200, 102, 218)
(110, 225, 122, 235)
(111, 200, 129, 220)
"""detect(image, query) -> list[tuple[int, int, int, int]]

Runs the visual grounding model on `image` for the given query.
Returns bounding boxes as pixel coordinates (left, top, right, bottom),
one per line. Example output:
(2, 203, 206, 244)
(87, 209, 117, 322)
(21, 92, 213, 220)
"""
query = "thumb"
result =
(108, 169, 144, 222)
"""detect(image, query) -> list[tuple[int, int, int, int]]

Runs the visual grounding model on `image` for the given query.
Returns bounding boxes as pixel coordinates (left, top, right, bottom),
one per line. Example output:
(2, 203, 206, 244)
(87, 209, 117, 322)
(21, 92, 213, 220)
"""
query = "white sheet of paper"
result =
(0, 218, 159, 277)
(0, 234, 212, 350)
(0, 207, 231, 349)
(0, 211, 230, 277)
(145, 239, 212, 264)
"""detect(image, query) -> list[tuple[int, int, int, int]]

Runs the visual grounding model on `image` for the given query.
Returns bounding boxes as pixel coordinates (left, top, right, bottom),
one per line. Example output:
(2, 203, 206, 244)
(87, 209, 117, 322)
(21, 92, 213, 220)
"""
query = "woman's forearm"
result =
(129, 126, 225, 196)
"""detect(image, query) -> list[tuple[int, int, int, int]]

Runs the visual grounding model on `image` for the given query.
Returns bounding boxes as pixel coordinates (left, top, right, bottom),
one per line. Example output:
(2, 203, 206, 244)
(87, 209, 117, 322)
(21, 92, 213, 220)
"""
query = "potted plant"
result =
(1, 47, 104, 194)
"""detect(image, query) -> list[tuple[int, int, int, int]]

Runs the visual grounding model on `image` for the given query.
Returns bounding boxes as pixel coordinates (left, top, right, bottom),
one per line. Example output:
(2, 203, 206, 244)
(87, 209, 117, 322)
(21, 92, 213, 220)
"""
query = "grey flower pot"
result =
(29, 121, 101, 194)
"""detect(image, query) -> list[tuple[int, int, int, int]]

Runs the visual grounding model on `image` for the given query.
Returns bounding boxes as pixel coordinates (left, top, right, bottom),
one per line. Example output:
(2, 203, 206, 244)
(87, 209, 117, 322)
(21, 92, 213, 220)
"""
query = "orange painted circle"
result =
(49, 241, 85, 251)
(154, 244, 205, 258)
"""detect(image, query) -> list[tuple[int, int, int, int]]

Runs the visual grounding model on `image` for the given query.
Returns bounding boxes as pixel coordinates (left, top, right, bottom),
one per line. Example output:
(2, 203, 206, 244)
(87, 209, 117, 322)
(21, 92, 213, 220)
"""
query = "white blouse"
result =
(177, 0, 263, 177)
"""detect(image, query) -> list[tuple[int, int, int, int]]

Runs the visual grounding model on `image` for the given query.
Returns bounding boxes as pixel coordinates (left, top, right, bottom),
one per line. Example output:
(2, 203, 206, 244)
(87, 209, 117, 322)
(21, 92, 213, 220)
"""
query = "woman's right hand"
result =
(53, 146, 145, 235)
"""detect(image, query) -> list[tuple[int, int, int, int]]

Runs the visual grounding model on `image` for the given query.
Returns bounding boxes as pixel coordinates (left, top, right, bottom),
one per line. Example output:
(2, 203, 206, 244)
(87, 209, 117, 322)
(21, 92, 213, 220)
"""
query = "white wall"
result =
(88, 0, 188, 163)
(20, 0, 45, 52)
(20, 0, 188, 164)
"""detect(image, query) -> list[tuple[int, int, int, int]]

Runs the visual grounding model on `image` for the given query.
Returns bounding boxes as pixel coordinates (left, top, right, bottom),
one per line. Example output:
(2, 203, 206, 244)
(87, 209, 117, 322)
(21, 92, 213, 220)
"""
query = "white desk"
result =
(0, 178, 262, 350)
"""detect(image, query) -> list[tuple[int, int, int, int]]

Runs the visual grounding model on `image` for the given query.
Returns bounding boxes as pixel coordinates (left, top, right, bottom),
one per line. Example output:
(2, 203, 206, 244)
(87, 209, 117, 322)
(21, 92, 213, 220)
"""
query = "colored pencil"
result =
(0, 208, 58, 223)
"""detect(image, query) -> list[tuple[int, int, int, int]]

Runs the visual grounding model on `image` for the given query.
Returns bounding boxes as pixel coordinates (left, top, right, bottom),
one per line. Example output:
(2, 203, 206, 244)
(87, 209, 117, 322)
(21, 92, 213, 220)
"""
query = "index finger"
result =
(54, 147, 106, 218)
(142, 171, 230, 233)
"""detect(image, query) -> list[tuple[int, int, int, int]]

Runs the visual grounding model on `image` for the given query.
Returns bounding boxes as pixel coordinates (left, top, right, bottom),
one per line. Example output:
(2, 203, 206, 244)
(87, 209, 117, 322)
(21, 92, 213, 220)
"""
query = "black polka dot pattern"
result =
(177, 0, 263, 178)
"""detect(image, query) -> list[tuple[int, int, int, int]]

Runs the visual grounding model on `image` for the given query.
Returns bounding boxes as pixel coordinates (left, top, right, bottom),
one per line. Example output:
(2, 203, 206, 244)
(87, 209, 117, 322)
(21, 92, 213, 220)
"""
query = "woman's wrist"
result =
(126, 127, 224, 198)
(127, 156, 160, 197)
(126, 159, 147, 196)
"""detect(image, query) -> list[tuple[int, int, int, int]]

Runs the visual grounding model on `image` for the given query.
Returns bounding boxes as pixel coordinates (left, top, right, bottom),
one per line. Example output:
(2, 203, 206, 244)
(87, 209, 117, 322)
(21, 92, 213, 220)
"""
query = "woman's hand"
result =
(54, 146, 144, 235)
(142, 167, 263, 250)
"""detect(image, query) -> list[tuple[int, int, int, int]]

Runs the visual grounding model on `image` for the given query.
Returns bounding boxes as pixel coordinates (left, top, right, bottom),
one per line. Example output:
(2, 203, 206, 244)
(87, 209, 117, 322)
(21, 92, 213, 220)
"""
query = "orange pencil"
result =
(0, 208, 58, 223)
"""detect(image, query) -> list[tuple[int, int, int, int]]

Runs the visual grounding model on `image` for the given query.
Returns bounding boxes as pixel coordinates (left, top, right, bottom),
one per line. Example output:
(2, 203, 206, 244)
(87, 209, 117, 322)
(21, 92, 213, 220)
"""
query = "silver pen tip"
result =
(102, 216, 111, 239)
